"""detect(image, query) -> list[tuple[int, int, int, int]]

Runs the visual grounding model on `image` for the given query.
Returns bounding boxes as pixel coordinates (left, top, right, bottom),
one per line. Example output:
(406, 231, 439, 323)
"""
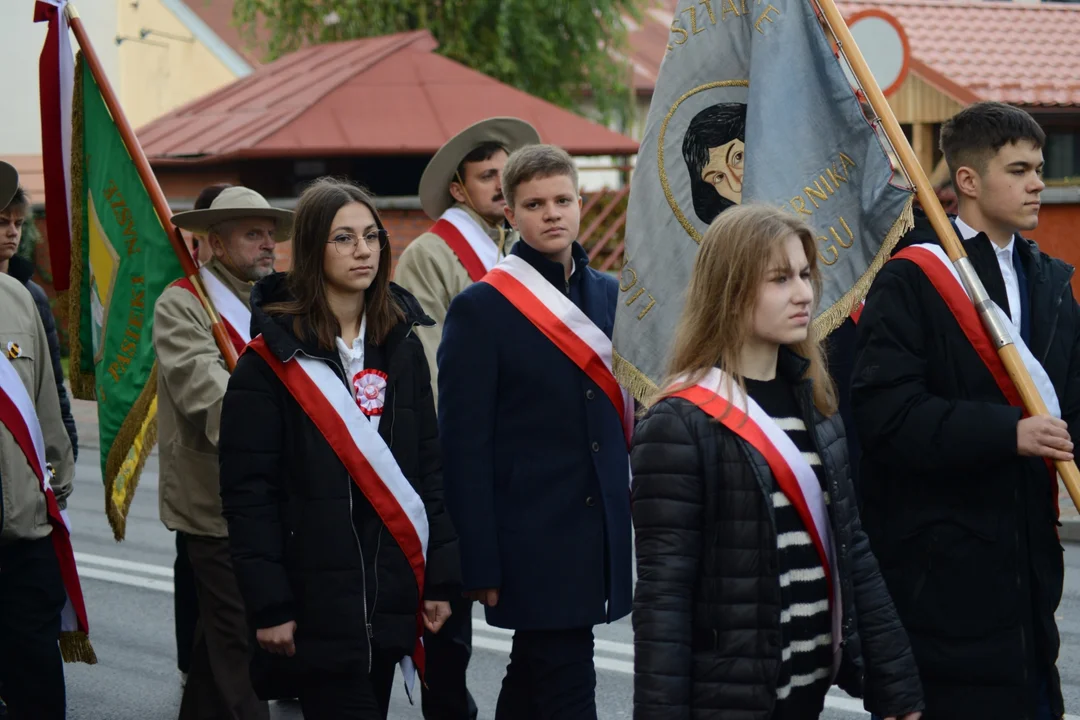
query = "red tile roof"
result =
(626, 0, 1080, 107)
(837, 0, 1080, 106)
(138, 30, 639, 162)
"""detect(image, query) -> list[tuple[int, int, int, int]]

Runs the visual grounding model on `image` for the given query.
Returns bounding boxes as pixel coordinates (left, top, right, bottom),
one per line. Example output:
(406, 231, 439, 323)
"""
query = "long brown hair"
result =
(265, 178, 403, 349)
(658, 204, 837, 415)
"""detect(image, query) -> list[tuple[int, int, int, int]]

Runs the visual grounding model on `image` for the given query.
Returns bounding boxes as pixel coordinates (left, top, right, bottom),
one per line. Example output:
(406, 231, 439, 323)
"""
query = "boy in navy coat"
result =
(438, 144, 632, 719)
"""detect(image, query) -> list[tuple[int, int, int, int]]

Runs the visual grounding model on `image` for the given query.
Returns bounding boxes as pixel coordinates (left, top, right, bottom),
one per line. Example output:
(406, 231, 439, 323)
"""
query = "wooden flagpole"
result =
(64, 3, 238, 371)
(814, 0, 1080, 511)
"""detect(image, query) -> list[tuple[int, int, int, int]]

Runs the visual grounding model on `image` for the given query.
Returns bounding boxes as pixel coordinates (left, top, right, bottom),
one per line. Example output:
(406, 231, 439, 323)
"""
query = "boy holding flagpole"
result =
(853, 101, 1078, 720)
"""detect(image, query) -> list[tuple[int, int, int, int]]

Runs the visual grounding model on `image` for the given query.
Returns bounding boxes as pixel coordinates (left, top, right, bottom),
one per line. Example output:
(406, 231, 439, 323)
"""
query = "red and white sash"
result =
(481, 255, 635, 446)
(0, 352, 94, 663)
(669, 368, 841, 673)
(173, 265, 251, 355)
(891, 243, 1060, 485)
(430, 207, 502, 283)
(893, 244, 1061, 419)
(246, 336, 429, 687)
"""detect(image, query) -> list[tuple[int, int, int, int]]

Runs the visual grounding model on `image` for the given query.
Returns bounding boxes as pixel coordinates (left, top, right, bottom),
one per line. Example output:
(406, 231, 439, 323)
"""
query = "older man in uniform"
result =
(155, 187, 292, 720)
(393, 117, 538, 720)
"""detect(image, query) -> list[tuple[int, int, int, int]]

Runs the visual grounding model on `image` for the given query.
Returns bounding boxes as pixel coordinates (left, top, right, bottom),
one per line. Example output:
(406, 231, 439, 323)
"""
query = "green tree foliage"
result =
(231, 0, 642, 122)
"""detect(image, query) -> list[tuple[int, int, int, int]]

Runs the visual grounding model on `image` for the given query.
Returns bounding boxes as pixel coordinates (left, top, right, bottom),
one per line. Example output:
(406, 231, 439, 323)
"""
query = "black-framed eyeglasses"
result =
(327, 228, 389, 254)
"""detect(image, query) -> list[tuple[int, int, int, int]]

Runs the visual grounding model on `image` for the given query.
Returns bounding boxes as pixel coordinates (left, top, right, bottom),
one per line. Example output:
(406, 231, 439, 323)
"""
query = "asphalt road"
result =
(56, 402, 1080, 719)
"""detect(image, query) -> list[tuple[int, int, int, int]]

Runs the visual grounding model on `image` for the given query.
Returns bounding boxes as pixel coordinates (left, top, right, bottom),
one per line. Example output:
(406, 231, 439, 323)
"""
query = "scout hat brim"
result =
(0, 161, 19, 210)
(170, 186, 294, 241)
(419, 117, 541, 220)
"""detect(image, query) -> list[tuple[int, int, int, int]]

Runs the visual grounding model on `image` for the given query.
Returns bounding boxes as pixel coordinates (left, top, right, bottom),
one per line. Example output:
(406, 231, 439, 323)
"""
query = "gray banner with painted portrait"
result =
(613, 0, 913, 399)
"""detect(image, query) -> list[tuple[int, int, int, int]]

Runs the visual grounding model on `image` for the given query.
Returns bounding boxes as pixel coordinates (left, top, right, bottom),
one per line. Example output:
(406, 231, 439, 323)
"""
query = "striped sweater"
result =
(745, 377, 833, 720)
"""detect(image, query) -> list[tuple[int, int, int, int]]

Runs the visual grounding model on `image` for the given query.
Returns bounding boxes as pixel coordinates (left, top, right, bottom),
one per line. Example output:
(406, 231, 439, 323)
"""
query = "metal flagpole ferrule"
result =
(955, 258, 1013, 349)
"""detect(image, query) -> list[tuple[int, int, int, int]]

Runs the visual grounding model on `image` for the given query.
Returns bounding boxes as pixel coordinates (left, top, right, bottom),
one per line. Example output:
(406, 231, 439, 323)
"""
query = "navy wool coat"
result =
(437, 240, 632, 631)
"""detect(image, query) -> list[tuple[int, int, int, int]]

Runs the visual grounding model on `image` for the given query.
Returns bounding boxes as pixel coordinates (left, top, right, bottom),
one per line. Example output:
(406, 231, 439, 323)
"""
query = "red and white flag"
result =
(34, 0, 76, 291)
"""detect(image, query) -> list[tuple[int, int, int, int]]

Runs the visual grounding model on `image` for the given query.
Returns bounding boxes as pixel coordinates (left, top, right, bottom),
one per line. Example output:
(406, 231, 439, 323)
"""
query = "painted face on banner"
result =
(683, 101, 748, 225)
(702, 139, 745, 206)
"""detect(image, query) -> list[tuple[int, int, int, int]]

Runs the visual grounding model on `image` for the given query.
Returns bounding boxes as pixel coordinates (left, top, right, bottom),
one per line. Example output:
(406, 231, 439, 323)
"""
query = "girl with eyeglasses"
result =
(218, 177, 461, 719)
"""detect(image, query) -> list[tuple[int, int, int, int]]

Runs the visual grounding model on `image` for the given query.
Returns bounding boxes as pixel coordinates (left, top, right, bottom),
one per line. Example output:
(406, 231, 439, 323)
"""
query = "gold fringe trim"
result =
(68, 52, 96, 401)
(613, 349, 659, 404)
(104, 363, 160, 542)
(812, 196, 914, 337)
(59, 631, 97, 665)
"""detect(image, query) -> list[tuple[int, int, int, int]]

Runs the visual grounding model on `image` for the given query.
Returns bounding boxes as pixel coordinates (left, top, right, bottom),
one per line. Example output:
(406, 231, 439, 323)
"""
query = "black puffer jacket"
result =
(630, 350, 923, 720)
(219, 273, 461, 687)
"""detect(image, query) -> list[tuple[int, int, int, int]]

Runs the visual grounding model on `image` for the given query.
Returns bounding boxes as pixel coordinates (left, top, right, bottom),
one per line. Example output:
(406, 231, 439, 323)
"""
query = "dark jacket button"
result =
(591, 441, 600, 452)
(586, 496, 596, 507)
(586, 389, 595, 400)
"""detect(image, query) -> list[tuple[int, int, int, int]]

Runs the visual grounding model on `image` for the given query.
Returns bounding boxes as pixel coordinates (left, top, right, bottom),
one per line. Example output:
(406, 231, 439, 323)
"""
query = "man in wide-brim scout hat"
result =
(393, 117, 538, 719)
(154, 185, 292, 720)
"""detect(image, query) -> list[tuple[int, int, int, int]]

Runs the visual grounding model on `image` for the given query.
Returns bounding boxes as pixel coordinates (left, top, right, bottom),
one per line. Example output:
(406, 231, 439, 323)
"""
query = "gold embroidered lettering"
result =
(700, 0, 718, 24)
(682, 6, 706, 34)
(754, 5, 780, 33)
(670, 20, 689, 45)
(790, 196, 813, 216)
(817, 238, 838, 265)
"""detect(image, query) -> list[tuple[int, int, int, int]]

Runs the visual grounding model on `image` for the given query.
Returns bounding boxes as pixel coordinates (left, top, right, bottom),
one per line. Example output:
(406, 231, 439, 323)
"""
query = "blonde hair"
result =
(657, 204, 837, 415)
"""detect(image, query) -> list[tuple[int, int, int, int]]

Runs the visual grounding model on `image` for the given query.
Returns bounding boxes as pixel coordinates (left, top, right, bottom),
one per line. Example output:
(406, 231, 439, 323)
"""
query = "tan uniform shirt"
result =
(154, 258, 251, 538)
(393, 203, 515, 404)
(0, 273, 75, 544)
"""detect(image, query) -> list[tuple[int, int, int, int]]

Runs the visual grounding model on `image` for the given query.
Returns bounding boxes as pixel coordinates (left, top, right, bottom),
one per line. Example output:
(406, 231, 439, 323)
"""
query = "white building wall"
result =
(0, 0, 119, 155)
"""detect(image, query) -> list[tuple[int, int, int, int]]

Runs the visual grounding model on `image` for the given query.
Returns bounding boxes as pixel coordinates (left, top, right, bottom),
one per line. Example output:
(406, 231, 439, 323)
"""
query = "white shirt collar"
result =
(955, 216, 1014, 254)
(335, 313, 368, 360)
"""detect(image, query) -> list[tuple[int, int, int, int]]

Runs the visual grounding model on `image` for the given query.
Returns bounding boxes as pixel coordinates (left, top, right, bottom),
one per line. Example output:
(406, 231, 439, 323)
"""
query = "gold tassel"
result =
(104, 365, 160, 542)
(613, 350, 659, 404)
(68, 52, 96, 402)
(812, 197, 914, 337)
(59, 631, 98, 665)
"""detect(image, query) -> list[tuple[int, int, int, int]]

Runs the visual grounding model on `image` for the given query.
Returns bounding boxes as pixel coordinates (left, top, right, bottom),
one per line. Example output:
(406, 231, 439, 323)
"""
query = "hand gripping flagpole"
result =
(64, 3, 239, 371)
(814, 0, 1080, 513)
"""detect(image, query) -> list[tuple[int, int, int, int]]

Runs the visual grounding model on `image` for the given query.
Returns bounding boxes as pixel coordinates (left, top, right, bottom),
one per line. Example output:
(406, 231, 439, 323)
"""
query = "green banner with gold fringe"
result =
(69, 51, 183, 540)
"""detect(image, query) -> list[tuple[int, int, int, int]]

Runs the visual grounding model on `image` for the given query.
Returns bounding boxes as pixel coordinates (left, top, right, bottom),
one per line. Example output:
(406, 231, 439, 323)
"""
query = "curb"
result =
(1060, 519, 1080, 544)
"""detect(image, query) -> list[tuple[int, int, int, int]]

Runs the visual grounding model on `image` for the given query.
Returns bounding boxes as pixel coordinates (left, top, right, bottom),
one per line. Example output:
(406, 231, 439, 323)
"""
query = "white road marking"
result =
(75, 553, 1080, 719)
(76, 552, 175, 578)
